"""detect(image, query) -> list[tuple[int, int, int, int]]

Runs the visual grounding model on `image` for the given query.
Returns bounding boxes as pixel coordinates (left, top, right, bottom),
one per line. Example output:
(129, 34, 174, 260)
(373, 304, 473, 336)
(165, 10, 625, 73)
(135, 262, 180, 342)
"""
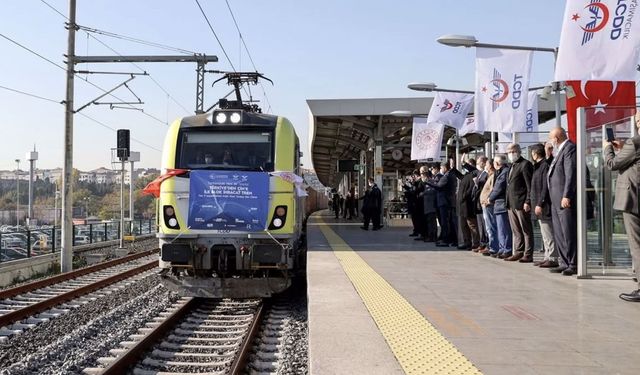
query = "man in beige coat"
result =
(604, 113, 640, 302)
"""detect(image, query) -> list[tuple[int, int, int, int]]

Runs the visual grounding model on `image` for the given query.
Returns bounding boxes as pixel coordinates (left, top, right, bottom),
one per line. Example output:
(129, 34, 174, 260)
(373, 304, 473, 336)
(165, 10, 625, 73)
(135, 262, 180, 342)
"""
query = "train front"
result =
(155, 109, 304, 298)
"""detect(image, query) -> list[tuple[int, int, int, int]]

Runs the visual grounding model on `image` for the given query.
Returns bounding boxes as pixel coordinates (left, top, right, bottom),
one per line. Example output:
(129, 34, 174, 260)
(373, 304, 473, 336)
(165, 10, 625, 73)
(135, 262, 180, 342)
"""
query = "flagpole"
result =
(552, 48, 562, 128)
(437, 35, 563, 128)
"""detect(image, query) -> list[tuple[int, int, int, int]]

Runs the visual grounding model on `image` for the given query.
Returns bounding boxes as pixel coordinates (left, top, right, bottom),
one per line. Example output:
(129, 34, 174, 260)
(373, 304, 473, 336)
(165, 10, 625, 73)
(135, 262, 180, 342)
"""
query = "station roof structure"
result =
(307, 95, 565, 187)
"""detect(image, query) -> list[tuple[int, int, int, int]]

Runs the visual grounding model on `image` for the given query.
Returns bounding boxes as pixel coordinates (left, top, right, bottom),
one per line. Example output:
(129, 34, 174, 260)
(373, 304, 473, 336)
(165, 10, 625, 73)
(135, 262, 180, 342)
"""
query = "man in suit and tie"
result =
(547, 127, 577, 276)
(427, 162, 458, 247)
(505, 143, 534, 262)
(604, 115, 640, 302)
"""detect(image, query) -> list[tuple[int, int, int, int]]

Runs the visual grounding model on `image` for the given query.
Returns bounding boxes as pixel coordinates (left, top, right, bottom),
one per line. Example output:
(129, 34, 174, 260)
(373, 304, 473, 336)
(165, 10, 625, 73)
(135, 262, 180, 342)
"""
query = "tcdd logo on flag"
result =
(481, 68, 524, 112)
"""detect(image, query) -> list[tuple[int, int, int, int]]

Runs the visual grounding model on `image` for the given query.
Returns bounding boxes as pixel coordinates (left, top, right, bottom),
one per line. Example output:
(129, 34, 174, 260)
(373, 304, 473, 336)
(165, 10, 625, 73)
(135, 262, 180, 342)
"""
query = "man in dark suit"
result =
(471, 156, 490, 252)
(505, 143, 534, 262)
(368, 177, 383, 230)
(427, 162, 458, 247)
(604, 116, 640, 302)
(547, 127, 577, 276)
(457, 159, 479, 250)
(529, 143, 557, 268)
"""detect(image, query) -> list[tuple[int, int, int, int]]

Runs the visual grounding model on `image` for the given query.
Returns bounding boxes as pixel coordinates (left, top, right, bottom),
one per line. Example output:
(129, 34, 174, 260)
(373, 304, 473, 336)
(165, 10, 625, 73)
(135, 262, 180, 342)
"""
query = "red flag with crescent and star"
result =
(565, 80, 636, 141)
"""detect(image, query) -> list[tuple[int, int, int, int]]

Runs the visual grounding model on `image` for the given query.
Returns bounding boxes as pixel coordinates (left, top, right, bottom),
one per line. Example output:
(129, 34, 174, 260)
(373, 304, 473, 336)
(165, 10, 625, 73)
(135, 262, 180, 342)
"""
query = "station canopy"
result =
(307, 96, 565, 188)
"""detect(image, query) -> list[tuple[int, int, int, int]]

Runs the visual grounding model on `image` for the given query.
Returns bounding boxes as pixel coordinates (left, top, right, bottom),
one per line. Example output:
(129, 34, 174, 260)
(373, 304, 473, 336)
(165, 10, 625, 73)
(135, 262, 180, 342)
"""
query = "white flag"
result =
(519, 91, 541, 144)
(555, 0, 640, 81)
(427, 92, 474, 129)
(475, 48, 533, 134)
(497, 92, 541, 152)
(458, 116, 482, 137)
(411, 117, 444, 161)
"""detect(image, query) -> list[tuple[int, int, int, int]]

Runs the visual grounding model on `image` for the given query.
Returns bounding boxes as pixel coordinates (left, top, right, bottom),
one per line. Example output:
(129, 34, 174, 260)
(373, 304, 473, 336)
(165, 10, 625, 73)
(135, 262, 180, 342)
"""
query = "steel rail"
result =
(100, 297, 197, 375)
(230, 302, 265, 375)
(0, 249, 158, 300)
(0, 259, 158, 328)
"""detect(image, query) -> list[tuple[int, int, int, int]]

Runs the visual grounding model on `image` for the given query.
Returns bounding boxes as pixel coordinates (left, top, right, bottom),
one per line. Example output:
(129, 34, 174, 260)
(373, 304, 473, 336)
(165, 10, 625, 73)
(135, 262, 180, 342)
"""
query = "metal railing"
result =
(0, 219, 156, 263)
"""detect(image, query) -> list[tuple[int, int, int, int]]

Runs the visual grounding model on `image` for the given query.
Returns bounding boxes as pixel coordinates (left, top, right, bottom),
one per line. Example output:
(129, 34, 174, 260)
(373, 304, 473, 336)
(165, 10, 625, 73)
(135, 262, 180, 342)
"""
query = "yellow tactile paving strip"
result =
(318, 220, 482, 375)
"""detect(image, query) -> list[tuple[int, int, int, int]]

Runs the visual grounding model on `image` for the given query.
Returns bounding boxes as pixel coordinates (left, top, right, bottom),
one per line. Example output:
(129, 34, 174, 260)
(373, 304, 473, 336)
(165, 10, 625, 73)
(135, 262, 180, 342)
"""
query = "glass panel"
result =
(583, 106, 635, 276)
(177, 130, 273, 171)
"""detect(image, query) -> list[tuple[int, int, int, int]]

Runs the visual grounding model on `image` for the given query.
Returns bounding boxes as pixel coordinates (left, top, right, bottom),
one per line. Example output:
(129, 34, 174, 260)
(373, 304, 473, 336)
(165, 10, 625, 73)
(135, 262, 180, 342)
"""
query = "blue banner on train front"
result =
(188, 170, 269, 231)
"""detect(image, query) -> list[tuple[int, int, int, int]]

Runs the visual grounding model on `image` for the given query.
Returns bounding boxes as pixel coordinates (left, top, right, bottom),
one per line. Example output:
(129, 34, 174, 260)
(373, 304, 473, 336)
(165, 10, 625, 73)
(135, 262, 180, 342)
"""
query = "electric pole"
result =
(61, 0, 76, 273)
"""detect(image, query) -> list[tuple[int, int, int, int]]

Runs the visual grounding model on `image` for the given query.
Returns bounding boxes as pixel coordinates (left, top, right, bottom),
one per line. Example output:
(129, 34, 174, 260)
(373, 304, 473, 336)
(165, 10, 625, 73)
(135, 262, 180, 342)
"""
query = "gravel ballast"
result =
(0, 273, 179, 375)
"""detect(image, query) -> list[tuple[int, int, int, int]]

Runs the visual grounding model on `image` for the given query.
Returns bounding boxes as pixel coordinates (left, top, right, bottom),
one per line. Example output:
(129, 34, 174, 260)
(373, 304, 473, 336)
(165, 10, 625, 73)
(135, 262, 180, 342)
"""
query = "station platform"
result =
(306, 210, 640, 375)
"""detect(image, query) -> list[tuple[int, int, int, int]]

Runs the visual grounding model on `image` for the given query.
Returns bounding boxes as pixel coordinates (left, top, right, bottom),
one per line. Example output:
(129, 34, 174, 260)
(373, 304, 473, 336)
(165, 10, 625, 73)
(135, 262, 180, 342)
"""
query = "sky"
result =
(0, 0, 568, 172)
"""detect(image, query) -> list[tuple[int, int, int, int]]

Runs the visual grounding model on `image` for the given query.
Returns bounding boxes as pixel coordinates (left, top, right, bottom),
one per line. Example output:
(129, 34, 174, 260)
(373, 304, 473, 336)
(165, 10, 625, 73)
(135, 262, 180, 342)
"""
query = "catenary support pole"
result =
(61, 0, 76, 272)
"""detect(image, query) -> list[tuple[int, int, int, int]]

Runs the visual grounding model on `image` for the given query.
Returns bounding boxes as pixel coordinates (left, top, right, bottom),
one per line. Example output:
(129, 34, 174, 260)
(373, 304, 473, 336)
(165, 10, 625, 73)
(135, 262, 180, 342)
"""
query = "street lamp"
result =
(388, 110, 413, 117)
(436, 34, 562, 127)
(83, 197, 90, 218)
(408, 82, 474, 94)
(15, 159, 20, 226)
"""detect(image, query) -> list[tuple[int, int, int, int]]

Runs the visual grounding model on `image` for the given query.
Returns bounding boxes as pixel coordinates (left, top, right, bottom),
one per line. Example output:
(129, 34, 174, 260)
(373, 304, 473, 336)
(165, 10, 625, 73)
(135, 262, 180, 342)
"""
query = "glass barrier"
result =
(0, 219, 156, 263)
(578, 105, 637, 277)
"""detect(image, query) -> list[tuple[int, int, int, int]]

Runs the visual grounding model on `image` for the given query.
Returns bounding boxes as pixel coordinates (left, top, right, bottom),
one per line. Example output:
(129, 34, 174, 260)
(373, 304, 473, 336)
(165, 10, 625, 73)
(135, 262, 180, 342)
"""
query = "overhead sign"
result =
(337, 159, 358, 172)
(188, 170, 269, 231)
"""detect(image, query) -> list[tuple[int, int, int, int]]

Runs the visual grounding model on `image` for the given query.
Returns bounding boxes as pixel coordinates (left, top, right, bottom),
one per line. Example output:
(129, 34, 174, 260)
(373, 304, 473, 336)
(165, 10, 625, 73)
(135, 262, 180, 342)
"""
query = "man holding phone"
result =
(604, 114, 640, 302)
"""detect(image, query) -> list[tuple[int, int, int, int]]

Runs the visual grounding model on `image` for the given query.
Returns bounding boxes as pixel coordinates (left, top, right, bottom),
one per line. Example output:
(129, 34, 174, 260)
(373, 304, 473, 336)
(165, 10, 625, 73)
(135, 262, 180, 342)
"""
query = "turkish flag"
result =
(565, 81, 636, 141)
(142, 169, 188, 198)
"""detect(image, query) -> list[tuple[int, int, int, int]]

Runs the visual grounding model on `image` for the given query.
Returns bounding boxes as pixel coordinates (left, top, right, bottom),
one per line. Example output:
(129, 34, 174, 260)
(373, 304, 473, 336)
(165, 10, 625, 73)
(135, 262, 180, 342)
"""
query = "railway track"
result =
(0, 249, 159, 337)
(84, 298, 264, 375)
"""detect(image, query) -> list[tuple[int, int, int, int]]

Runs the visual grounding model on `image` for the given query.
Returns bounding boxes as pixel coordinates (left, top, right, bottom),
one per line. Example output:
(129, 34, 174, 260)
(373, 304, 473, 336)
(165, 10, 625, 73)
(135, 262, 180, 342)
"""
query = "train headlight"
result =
(230, 112, 241, 124)
(163, 205, 180, 229)
(268, 205, 288, 230)
(215, 113, 227, 124)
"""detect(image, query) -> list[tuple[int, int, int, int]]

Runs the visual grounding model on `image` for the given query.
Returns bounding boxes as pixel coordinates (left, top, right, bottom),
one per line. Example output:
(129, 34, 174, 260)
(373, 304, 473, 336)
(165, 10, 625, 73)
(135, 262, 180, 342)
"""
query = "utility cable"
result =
(193, 0, 250, 99)
(38, 0, 184, 120)
(0, 83, 162, 152)
(223, 0, 273, 112)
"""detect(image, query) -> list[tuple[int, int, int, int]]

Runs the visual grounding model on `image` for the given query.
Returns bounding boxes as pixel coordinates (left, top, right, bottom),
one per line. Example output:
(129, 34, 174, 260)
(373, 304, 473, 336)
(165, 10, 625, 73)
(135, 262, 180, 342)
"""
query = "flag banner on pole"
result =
(458, 116, 482, 137)
(475, 48, 533, 133)
(426, 91, 474, 129)
(411, 117, 445, 161)
(519, 90, 541, 144)
(497, 92, 541, 150)
(565, 80, 636, 140)
(497, 133, 512, 153)
(555, 0, 640, 82)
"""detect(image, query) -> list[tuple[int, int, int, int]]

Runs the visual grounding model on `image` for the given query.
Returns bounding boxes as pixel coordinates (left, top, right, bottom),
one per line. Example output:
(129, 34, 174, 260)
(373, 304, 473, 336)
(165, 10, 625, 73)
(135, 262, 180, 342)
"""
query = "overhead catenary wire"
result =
(0, 84, 61, 104)
(77, 24, 198, 55)
(193, 0, 250, 99)
(1, 29, 168, 126)
(38, 0, 182, 121)
(0, 82, 162, 152)
(223, 0, 273, 113)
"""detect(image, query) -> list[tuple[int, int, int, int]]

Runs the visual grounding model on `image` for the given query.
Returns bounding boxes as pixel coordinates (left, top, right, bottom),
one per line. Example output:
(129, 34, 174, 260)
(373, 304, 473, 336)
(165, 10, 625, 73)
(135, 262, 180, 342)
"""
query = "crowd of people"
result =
(326, 124, 640, 302)
(329, 178, 383, 230)
(404, 127, 585, 276)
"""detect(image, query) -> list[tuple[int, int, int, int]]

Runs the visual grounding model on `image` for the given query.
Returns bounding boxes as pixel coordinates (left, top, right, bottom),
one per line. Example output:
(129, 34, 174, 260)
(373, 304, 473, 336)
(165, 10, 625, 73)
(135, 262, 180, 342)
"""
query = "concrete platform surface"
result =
(307, 210, 640, 375)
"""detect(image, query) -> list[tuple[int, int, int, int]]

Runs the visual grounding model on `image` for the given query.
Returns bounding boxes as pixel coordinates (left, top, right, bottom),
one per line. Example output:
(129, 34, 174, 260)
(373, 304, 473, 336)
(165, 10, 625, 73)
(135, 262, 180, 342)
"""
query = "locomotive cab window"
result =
(177, 130, 274, 171)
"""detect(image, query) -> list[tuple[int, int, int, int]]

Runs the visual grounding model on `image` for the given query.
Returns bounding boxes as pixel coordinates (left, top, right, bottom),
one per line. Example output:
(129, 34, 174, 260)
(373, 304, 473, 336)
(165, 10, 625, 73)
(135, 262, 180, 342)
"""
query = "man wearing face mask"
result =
(504, 143, 534, 262)
(529, 143, 557, 268)
(604, 113, 640, 302)
(427, 162, 458, 247)
(547, 127, 577, 276)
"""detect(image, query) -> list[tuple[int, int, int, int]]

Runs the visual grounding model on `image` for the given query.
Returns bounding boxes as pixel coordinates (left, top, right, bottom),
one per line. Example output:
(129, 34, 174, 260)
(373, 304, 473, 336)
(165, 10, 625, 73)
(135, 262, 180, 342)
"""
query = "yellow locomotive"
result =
(151, 73, 305, 298)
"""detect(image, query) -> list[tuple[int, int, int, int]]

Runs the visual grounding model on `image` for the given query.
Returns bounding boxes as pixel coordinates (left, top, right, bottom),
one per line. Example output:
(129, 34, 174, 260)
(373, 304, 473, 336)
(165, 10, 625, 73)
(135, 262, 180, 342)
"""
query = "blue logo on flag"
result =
(188, 170, 269, 231)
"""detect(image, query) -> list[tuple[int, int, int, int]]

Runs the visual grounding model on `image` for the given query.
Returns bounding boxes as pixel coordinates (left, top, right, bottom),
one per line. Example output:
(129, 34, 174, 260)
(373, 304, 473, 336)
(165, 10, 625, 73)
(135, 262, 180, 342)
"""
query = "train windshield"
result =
(177, 130, 274, 171)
